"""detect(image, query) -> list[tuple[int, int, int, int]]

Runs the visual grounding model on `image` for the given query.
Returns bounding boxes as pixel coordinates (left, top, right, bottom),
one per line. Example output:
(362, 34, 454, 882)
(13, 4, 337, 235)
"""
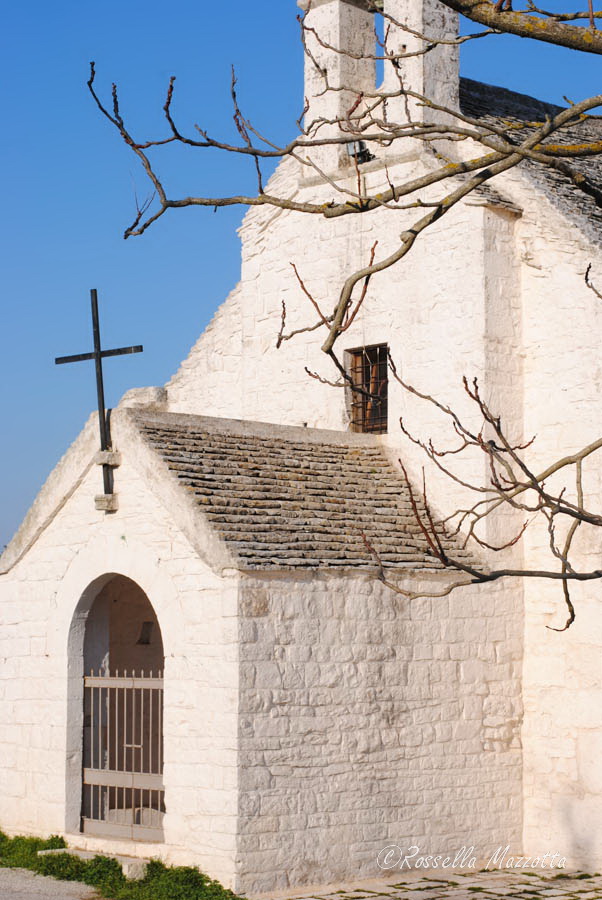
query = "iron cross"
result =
(55, 289, 143, 495)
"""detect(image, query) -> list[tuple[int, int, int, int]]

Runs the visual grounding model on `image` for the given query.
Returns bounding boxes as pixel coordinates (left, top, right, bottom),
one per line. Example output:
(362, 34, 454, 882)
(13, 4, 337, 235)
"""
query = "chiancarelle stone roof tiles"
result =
(134, 412, 473, 572)
(460, 77, 602, 243)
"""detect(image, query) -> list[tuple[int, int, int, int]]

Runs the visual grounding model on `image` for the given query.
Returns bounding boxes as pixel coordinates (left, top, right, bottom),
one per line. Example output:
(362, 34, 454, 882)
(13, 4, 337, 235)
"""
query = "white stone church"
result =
(2, 0, 602, 893)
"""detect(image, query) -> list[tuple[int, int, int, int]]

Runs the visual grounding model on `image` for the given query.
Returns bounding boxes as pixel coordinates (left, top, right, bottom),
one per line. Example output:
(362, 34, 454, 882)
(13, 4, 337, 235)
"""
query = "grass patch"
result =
(0, 832, 66, 868)
(0, 831, 240, 900)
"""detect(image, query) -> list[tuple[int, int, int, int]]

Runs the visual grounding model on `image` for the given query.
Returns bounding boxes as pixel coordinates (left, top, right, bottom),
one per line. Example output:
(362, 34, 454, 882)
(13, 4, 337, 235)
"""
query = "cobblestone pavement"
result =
(0, 867, 97, 899)
(262, 870, 602, 900)
(3, 867, 602, 900)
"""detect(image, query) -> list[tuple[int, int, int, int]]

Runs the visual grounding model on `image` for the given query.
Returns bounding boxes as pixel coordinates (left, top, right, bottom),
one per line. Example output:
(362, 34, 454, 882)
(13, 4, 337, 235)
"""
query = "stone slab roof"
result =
(134, 412, 472, 572)
(460, 77, 602, 243)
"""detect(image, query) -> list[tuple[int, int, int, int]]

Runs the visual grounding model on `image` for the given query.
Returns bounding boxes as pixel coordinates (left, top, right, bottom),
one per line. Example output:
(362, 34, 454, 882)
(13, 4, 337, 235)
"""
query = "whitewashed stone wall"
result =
(504, 172, 602, 869)
(298, 0, 375, 172)
(236, 572, 523, 893)
(168, 155, 513, 449)
(0, 401, 524, 894)
(0, 417, 240, 888)
(4, 0, 602, 884)
(168, 285, 243, 418)
(164, 35, 602, 868)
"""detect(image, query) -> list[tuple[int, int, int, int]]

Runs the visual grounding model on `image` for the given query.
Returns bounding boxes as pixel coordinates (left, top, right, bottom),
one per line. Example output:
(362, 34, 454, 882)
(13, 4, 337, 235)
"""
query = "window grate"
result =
(347, 344, 388, 434)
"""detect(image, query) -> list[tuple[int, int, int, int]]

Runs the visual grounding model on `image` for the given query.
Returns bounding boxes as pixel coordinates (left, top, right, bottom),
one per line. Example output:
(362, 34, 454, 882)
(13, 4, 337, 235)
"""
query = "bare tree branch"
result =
(90, 5, 602, 627)
(438, 0, 602, 53)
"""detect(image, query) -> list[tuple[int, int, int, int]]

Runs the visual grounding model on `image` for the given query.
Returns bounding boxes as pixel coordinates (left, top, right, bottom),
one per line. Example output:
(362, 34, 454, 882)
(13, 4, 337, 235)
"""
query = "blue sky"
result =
(1, 0, 600, 548)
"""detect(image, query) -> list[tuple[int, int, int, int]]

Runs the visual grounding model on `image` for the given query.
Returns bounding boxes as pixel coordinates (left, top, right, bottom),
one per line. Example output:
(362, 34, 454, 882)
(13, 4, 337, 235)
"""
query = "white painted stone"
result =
(2, 0, 602, 892)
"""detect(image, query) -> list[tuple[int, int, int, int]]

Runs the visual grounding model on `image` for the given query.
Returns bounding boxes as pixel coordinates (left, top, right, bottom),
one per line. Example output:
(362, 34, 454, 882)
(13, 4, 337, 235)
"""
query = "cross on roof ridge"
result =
(55, 288, 143, 497)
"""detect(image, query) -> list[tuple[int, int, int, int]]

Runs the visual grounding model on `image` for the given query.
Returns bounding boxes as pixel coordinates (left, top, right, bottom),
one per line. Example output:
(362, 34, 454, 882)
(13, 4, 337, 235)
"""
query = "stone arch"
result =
(66, 572, 166, 837)
(60, 537, 180, 835)
(83, 574, 164, 677)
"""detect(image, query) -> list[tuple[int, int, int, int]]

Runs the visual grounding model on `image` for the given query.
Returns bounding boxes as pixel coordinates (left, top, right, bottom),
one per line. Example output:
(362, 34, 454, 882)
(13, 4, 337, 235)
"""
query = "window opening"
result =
(346, 343, 388, 433)
(137, 621, 155, 645)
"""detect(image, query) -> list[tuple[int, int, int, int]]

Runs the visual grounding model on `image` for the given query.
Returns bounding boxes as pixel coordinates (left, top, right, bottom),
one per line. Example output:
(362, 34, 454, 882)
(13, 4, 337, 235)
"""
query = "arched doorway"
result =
(81, 575, 165, 841)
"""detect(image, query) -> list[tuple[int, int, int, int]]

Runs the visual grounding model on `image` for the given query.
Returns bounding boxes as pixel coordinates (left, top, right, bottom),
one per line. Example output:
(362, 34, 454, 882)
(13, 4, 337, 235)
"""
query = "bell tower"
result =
(297, 0, 376, 172)
(297, 0, 459, 172)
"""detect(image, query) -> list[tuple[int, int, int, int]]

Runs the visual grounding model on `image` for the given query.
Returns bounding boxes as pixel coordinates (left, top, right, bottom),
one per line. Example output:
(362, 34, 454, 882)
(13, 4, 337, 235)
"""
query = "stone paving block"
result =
(266, 872, 602, 900)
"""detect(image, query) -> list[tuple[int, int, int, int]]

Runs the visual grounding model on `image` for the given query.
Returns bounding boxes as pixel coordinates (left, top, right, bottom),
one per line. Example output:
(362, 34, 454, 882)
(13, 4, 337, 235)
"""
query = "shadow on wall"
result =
(560, 795, 598, 871)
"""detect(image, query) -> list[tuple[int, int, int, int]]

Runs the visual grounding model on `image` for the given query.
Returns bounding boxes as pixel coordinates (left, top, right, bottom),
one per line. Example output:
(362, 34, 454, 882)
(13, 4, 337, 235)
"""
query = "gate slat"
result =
(83, 768, 164, 790)
(85, 676, 163, 689)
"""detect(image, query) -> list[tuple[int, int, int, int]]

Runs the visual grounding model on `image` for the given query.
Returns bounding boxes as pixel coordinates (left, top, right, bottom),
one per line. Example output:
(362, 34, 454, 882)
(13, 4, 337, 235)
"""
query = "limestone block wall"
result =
(298, 0, 375, 173)
(166, 155, 518, 495)
(382, 0, 458, 126)
(0, 438, 240, 888)
(236, 571, 523, 894)
(239, 164, 496, 446)
(499, 169, 602, 868)
(166, 153, 529, 578)
(166, 132, 602, 868)
(167, 285, 243, 418)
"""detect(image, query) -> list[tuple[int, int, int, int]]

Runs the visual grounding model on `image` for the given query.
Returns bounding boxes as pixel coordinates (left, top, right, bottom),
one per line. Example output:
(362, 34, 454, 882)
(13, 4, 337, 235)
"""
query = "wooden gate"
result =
(82, 671, 164, 841)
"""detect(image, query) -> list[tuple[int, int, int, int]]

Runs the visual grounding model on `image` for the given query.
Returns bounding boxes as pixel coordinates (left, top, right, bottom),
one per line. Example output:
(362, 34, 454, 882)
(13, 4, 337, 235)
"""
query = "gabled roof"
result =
(134, 411, 471, 572)
(460, 77, 602, 242)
